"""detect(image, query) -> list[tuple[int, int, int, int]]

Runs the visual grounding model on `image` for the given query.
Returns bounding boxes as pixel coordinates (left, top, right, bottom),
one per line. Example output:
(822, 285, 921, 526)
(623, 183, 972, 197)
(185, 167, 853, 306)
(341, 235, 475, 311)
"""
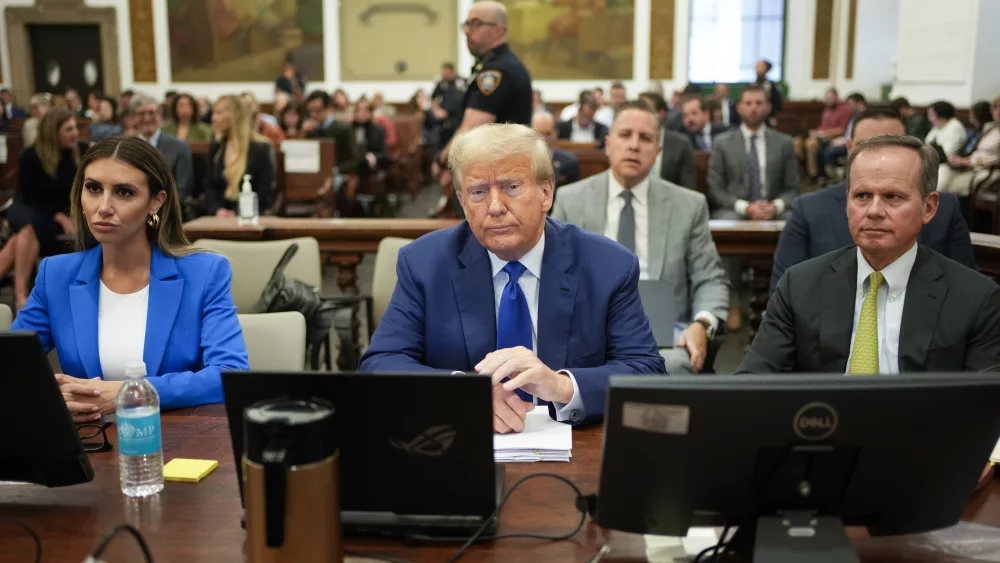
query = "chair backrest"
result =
(0, 304, 11, 330)
(192, 237, 323, 312)
(238, 312, 307, 371)
(371, 237, 412, 329)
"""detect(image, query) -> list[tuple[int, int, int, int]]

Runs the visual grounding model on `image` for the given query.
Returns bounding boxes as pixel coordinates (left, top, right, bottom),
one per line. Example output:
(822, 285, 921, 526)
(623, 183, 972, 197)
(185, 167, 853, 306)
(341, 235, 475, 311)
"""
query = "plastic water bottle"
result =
(115, 362, 164, 497)
(238, 173, 259, 226)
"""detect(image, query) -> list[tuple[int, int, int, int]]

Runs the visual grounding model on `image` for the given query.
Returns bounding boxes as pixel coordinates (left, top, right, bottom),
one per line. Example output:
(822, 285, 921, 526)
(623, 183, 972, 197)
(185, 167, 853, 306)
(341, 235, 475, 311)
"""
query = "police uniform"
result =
(463, 42, 533, 127)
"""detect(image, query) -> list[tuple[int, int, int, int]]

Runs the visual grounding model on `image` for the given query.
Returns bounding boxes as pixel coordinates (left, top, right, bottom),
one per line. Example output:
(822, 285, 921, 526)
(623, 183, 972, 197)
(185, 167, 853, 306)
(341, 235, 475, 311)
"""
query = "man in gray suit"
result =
(709, 86, 799, 328)
(130, 94, 195, 199)
(552, 101, 730, 374)
(738, 134, 1000, 374)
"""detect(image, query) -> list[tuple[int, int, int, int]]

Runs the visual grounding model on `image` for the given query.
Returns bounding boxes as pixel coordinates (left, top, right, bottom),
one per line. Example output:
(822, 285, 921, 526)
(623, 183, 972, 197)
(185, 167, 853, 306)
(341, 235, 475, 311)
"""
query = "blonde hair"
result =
(447, 123, 553, 192)
(214, 95, 255, 201)
(35, 108, 79, 178)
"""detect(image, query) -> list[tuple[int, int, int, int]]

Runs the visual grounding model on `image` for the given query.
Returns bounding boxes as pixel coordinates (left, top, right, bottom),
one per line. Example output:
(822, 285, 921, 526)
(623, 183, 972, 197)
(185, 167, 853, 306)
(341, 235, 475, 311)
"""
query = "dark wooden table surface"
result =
(3, 406, 999, 562)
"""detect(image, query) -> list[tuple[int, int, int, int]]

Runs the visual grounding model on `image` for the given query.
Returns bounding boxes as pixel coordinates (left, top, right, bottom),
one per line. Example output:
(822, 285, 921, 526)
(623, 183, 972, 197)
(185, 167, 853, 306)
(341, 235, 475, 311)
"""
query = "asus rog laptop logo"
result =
(390, 425, 457, 457)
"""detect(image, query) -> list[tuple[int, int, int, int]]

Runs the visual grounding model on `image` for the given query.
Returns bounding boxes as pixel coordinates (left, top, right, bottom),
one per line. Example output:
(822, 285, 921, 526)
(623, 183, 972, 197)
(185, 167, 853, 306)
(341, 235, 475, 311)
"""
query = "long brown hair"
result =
(213, 94, 254, 201)
(35, 108, 79, 178)
(69, 136, 196, 257)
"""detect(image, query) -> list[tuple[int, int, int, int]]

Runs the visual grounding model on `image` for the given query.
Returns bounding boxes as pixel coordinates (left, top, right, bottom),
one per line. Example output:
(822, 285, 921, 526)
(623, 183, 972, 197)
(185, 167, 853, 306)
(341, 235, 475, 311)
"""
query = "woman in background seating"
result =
(0, 109, 87, 309)
(203, 94, 274, 217)
(939, 96, 1000, 196)
(87, 96, 122, 143)
(352, 97, 391, 181)
(925, 101, 967, 158)
(279, 102, 304, 138)
(161, 93, 212, 142)
(22, 93, 51, 147)
(332, 88, 353, 122)
(11, 137, 248, 416)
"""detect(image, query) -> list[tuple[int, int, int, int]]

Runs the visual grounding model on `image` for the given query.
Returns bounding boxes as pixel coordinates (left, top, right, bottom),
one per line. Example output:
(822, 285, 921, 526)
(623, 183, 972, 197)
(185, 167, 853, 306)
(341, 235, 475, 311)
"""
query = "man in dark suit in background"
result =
(130, 94, 194, 199)
(556, 97, 608, 149)
(0, 88, 27, 121)
(531, 111, 580, 192)
(681, 96, 730, 151)
(656, 130, 697, 190)
(304, 90, 357, 174)
(738, 134, 1000, 375)
(771, 106, 976, 293)
(713, 83, 740, 128)
(752, 59, 782, 122)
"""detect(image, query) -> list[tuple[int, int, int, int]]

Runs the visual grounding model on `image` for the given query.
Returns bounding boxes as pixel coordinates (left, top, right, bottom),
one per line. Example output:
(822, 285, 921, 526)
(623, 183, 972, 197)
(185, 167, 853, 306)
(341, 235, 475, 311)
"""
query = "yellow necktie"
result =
(848, 271, 885, 375)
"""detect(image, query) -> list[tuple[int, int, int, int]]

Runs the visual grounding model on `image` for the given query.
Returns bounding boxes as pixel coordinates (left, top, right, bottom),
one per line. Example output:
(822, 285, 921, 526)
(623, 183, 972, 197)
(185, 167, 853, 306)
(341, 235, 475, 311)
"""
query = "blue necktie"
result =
(496, 261, 533, 403)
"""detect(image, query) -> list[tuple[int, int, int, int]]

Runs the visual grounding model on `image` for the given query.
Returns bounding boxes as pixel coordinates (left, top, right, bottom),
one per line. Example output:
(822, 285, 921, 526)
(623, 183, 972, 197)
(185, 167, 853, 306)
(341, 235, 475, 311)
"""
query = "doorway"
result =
(28, 24, 104, 95)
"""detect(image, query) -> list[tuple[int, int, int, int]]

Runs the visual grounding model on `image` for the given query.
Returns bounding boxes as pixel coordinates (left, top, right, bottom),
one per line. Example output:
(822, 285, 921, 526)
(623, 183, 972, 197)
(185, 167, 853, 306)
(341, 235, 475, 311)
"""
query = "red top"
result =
(819, 103, 853, 131)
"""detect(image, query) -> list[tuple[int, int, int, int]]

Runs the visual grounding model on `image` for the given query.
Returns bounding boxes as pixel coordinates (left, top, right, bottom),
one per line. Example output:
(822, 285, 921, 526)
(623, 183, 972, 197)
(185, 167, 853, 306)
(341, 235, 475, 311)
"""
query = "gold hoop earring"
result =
(147, 214, 160, 229)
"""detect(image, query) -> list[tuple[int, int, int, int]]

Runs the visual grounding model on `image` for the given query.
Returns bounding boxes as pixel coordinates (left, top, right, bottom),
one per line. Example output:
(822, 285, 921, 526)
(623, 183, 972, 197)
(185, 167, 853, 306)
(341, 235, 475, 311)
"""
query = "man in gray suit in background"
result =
(130, 94, 195, 199)
(738, 135, 1000, 374)
(552, 101, 730, 374)
(708, 86, 799, 328)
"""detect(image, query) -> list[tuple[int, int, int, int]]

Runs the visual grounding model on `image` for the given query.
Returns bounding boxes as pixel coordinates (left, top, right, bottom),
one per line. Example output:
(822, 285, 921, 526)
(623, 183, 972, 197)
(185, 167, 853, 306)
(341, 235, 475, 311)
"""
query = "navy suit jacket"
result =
(12, 245, 249, 409)
(552, 148, 581, 188)
(359, 218, 665, 425)
(771, 183, 976, 293)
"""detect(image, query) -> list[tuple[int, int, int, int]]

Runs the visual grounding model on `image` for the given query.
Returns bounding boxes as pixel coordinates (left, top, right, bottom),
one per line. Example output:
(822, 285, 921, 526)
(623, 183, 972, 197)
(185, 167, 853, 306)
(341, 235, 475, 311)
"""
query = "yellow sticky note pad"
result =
(163, 459, 219, 483)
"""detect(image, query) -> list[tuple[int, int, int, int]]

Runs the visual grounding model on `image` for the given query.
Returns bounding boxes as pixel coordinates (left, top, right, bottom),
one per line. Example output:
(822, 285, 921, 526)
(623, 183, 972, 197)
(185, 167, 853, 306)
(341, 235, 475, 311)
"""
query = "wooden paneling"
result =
(812, 0, 835, 80)
(845, 0, 858, 80)
(649, 0, 675, 80)
(128, 0, 157, 82)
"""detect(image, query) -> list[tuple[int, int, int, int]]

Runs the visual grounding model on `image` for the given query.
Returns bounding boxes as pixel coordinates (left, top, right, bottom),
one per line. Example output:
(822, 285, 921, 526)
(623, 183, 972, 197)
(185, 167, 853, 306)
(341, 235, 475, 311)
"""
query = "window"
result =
(688, 0, 785, 83)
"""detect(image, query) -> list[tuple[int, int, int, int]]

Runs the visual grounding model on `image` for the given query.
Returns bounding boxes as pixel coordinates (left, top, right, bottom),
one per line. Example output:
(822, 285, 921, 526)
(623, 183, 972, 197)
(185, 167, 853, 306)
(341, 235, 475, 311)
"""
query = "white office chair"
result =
(238, 312, 307, 371)
(370, 237, 412, 330)
(193, 237, 323, 312)
(0, 304, 11, 330)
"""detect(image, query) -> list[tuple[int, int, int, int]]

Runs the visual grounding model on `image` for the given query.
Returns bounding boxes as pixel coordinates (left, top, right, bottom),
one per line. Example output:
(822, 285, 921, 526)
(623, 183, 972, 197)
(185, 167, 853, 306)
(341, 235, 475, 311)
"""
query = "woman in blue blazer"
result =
(12, 136, 249, 421)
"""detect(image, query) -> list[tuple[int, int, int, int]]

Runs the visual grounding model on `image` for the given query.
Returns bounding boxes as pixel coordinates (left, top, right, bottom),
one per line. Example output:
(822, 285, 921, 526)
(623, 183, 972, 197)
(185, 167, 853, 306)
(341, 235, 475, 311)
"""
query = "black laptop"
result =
(221, 371, 502, 538)
(0, 331, 95, 486)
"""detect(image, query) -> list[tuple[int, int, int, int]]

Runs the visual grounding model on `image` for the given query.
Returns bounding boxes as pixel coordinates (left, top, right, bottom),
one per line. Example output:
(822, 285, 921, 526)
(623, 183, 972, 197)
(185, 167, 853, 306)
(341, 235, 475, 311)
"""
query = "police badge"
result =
(476, 70, 503, 96)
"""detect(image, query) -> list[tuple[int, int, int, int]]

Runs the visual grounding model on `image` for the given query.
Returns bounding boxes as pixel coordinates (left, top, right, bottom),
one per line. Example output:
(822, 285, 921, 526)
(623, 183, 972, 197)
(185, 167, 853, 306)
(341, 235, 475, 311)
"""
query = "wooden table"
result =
(3, 407, 1000, 562)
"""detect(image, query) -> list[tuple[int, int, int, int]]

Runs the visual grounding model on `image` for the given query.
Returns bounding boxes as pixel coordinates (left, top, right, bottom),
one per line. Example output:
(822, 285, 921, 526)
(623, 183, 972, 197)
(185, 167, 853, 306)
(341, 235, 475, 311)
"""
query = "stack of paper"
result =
(991, 436, 1000, 463)
(493, 408, 572, 462)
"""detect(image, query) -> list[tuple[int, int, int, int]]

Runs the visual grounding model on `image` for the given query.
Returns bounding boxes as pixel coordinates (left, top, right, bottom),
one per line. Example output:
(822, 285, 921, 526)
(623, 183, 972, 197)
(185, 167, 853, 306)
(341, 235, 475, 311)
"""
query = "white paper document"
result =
(279, 139, 321, 173)
(991, 436, 1000, 463)
(645, 528, 722, 562)
(493, 408, 572, 463)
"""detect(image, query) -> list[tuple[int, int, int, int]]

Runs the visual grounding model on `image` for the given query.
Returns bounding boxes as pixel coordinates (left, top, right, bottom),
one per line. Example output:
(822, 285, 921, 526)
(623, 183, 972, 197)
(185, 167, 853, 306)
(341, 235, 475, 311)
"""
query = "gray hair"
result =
(448, 123, 554, 193)
(29, 93, 51, 107)
(128, 93, 159, 116)
(845, 134, 939, 198)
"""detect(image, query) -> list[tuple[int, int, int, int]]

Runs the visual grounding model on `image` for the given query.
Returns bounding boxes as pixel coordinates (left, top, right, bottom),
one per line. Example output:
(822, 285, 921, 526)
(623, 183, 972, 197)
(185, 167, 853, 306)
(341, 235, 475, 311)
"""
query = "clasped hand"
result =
(476, 346, 573, 434)
(56, 374, 121, 424)
(746, 201, 777, 220)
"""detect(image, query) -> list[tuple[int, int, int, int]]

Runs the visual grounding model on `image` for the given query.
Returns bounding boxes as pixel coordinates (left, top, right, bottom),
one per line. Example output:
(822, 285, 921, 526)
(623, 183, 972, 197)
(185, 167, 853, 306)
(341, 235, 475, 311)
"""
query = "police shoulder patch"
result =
(476, 70, 503, 96)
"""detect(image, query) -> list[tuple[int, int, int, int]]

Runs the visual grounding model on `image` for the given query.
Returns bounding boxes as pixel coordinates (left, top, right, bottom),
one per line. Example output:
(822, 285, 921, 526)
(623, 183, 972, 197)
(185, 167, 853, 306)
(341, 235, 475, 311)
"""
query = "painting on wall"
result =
(339, 0, 457, 81)
(498, 0, 634, 80)
(167, 0, 324, 82)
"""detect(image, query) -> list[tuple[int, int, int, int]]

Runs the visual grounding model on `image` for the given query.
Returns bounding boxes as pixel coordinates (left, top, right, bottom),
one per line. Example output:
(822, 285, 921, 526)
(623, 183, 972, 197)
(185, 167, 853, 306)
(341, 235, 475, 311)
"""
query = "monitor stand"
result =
(719, 511, 860, 563)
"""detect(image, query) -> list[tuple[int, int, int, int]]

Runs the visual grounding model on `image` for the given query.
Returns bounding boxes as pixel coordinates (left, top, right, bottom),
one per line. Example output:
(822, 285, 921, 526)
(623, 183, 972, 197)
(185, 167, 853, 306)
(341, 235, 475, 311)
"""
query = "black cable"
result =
(446, 472, 588, 563)
(692, 522, 732, 563)
(0, 516, 41, 563)
(89, 524, 154, 563)
(344, 549, 412, 563)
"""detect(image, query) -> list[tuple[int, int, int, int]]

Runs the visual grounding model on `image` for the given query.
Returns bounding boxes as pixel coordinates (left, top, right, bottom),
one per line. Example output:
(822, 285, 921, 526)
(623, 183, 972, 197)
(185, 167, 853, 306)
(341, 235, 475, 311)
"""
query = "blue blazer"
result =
(359, 218, 665, 425)
(771, 183, 977, 293)
(12, 245, 249, 409)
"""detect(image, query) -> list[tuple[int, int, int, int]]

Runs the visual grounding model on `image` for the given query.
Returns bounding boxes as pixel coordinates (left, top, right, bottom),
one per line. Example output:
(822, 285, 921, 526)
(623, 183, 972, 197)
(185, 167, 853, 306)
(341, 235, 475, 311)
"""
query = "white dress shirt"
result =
(570, 119, 597, 143)
(594, 106, 615, 128)
(696, 123, 714, 150)
(560, 103, 579, 121)
(734, 123, 786, 217)
(487, 233, 583, 421)
(720, 101, 732, 126)
(846, 244, 918, 375)
(602, 174, 719, 330)
(98, 282, 149, 380)
(141, 128, 162, 148)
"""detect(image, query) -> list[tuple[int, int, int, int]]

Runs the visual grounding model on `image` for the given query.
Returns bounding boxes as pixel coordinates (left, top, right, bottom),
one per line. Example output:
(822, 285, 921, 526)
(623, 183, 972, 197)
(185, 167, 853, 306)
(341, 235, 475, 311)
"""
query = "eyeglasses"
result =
(78, 420, 114, 453)
(461, 19, 497, 31)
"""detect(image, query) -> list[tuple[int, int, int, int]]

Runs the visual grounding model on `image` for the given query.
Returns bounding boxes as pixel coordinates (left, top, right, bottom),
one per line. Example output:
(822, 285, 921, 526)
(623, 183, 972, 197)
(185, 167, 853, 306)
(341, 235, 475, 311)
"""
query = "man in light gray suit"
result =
(708, 86, 799, 328)
(552, 101, 730, 374)
(130, 94, 195, 199)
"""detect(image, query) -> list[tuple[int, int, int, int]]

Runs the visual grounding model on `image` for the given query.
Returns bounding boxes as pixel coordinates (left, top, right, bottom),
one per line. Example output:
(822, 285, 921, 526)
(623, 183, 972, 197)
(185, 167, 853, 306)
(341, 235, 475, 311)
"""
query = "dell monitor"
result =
(595, 374, 1000, 562)
(0, 331, 95, 487)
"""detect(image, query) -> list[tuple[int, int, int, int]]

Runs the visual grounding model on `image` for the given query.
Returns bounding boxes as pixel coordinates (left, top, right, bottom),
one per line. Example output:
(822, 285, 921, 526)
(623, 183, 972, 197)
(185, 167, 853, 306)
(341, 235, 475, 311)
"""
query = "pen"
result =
(589, 544, 611, 563)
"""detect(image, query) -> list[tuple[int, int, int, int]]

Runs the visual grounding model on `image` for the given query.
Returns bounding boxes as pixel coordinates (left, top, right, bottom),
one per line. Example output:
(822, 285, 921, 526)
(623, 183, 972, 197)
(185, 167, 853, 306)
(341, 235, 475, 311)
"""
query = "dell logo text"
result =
(793, 402, 838, 441)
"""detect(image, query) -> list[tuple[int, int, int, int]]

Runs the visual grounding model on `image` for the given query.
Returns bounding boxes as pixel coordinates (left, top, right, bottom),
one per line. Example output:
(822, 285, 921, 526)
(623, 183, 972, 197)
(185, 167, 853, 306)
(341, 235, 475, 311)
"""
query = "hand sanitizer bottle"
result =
(238, 174, 258, 226)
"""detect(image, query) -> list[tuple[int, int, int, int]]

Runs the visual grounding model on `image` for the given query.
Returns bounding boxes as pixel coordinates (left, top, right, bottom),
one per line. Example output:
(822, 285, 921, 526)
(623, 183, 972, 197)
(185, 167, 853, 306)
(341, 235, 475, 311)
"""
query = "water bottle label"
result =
(117, 411, 162, 456)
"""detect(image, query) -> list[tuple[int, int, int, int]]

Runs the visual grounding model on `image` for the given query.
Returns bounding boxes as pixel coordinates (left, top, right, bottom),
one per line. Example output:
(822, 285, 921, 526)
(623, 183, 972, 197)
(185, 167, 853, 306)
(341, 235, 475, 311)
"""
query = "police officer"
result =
(432, 0, 533, 217)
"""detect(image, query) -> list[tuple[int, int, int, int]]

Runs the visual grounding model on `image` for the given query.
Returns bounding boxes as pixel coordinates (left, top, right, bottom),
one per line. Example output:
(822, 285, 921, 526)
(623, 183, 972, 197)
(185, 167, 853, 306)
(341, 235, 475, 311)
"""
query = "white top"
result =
(720, 101, 732, 126)
(559, 103, 579, 121)
(594, 106, 615, 128)
(925, 118, 967, 157)
(570, 119, 597, 143)
(98, 282, 149, 381)
(846, 244, 918, 375)
(734, 124, 786, 217)
(487, 233, 583, 421)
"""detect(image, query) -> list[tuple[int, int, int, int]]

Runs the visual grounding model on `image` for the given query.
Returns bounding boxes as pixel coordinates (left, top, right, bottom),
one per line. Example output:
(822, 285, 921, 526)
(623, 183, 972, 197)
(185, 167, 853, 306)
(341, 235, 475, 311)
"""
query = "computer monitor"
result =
(0, 331, 95, 486)
(221, 371, 501, 538)
(595, 374, 1000, 561)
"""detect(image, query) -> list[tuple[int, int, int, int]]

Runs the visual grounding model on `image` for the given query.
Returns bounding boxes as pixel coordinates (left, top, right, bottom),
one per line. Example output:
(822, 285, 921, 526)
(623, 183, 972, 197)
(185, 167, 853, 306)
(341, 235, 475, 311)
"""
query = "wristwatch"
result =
(694, 318, 716, 340)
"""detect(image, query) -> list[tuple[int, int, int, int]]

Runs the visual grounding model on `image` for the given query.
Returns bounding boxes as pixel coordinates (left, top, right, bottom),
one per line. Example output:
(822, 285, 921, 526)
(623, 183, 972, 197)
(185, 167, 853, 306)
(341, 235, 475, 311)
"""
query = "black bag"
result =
(251, 243, 338, 368)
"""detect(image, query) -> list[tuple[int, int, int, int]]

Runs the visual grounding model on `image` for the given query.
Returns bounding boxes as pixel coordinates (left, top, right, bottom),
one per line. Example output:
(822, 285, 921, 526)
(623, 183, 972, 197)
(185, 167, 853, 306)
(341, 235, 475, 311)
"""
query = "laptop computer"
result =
(221, 371, 502, 538)
(0, 331, 94, 486)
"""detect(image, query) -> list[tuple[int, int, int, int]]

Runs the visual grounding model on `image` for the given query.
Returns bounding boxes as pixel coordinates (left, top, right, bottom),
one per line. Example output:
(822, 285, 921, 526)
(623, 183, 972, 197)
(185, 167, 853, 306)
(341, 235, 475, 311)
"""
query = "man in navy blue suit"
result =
(359, 123, 664, 432)
(771, 106, 976, 293)
(531, 111, 580, 191)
